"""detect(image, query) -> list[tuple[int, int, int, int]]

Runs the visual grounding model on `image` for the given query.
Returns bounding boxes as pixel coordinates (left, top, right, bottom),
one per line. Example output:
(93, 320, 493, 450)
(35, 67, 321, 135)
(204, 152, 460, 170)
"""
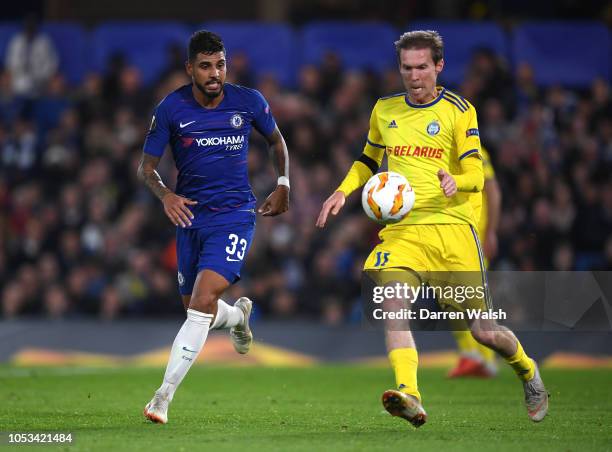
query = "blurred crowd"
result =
(1, 24, 611, 322)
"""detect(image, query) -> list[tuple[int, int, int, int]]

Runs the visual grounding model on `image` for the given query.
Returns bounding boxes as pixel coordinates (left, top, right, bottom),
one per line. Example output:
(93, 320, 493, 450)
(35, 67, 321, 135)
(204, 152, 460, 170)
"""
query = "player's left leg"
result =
(182, 293, 249, 341)
(182, 294, 252, 353)
(469, 319, 548, 422)
(439, 224, 548, 421)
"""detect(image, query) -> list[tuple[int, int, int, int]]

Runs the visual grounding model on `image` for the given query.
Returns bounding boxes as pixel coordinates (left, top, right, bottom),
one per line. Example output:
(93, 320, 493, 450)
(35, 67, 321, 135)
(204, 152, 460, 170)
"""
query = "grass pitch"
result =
(1, 365, 610, 451)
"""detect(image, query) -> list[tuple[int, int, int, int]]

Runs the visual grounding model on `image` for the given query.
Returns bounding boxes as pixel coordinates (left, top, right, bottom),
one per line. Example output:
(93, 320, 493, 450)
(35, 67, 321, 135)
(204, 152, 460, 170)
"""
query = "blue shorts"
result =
(176, 222, 255, 295)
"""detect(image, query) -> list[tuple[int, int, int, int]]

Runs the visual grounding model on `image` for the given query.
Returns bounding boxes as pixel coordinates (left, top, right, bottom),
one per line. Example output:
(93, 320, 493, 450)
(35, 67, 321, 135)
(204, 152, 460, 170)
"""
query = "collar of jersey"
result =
(404, 86, 445, 109)
(189, 83, 227, 110)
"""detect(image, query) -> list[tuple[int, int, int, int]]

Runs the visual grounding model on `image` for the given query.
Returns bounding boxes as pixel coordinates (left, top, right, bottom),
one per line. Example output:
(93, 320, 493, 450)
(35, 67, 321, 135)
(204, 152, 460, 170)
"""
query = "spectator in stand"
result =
(5, 14, 58, 99)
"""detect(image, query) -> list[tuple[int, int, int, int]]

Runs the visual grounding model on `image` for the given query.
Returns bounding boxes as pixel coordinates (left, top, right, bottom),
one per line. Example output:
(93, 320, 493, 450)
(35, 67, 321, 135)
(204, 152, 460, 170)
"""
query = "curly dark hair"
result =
(188, 30, 225, 61)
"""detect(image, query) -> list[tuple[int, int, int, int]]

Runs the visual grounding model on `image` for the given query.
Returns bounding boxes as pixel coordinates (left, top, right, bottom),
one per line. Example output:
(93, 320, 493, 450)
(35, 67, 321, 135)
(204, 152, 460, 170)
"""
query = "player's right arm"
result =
(138, 100, 197, 228)
(137, 154, 196, 228)
(316, 103, 385, 227)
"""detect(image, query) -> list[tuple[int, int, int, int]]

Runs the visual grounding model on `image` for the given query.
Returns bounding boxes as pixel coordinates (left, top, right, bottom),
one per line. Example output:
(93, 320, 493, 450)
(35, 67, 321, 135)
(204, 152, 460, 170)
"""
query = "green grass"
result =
(1, 365, 611, 451)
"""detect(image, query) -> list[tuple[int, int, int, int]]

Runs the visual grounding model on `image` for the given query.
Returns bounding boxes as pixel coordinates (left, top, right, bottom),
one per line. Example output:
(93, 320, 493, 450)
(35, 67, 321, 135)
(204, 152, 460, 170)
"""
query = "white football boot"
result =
(143, 391, 170, 424)
(230, 297, 253, 354)
(523, 360, 549, 422)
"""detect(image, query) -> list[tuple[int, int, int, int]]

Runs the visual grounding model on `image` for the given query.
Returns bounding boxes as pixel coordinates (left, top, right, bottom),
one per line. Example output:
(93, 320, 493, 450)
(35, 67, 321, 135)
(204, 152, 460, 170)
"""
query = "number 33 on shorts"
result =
(226, 233, 247, 262)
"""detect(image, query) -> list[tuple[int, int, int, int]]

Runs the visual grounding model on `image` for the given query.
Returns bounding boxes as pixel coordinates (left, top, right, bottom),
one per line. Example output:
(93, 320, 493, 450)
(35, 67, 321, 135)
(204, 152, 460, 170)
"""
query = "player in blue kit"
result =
(138, 31, 290, 424)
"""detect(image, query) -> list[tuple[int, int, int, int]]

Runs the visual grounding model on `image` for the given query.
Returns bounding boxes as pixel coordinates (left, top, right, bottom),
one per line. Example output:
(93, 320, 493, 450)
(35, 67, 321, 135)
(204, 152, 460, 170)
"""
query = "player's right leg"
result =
(144, 269, 228, 424)
(364, 227, 429, 427)
(383, 328, 427, 428)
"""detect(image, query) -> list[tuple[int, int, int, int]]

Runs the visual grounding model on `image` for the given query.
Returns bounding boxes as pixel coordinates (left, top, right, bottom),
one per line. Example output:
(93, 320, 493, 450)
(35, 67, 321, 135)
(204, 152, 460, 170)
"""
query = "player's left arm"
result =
(438, 103, 484, 197)
(258, 125, 290, 216)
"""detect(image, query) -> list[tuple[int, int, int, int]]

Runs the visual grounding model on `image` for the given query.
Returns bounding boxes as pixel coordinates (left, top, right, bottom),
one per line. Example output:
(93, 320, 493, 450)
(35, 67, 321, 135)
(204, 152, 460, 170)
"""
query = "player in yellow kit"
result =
(449, 147, 502, 378)
(316, 30, 548, 426)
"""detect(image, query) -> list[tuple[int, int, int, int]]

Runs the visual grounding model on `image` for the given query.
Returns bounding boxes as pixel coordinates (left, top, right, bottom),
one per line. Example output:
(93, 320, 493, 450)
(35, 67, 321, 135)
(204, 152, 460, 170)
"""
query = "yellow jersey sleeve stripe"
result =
(444, 90, 469, 110)
(459, 148, 479, 160)
(442, 94, 467, 112)
(446, 90, 470, 109)
(366, 138, 385, 149)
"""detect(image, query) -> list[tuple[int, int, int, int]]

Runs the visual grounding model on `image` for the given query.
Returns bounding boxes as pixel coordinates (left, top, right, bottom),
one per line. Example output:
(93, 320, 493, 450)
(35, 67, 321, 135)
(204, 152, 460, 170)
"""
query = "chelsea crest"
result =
(230, 113, 244, 129)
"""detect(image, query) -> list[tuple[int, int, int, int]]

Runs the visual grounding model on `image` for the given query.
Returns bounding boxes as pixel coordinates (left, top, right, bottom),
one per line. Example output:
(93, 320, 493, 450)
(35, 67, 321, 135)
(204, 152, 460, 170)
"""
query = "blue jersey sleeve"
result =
(143, 99, 171, 157)
(251, 89, 276, 138)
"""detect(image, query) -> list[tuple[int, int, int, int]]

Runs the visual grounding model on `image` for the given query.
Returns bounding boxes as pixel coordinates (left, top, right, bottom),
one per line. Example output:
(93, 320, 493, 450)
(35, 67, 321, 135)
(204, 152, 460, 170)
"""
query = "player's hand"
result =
(258, 185, 289, 216)
(316, 191, 346, 228)
(437, 169, 457, 197)
(484, 230, 498, 260)
(162, 192, 197, 227)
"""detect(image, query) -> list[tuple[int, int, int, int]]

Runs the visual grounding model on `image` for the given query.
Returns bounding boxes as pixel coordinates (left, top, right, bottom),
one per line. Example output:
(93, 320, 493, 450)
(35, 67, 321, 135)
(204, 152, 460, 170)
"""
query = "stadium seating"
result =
(200, 22, 297, 87)
(407, 21, 508, 87)
(1, 20, 610, 88)
(512, 21, 610, 87)
(301, 21, 398, 74)
(42, 23, 89, 85)
(91, 22, 191, 85)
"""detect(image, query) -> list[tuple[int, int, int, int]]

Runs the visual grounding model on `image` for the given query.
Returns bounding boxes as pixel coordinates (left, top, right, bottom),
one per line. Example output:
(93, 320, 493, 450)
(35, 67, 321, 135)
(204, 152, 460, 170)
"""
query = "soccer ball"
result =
(361, 171, 415, 224)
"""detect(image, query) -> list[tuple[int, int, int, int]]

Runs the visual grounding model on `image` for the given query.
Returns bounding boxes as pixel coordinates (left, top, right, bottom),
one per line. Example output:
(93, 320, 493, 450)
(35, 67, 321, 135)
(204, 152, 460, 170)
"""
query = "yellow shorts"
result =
(363, 224, 490, 311)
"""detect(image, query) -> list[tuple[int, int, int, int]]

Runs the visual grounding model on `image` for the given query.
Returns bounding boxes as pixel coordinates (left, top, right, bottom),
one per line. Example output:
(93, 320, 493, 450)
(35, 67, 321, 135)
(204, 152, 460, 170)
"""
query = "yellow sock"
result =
(505, 340, 535, 382)
(388, 347, 421, 401)
(452, 329, 478, 354)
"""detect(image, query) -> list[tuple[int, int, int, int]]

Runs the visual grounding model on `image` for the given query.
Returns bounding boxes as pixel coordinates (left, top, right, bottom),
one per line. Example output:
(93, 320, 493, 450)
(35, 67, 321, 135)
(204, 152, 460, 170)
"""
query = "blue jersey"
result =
(144, 83, 276, 228)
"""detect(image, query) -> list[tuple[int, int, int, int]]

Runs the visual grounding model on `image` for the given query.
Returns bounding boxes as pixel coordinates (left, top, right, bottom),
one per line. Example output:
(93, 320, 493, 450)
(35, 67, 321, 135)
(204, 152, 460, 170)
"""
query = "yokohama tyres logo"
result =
(194, 135, 245, 147)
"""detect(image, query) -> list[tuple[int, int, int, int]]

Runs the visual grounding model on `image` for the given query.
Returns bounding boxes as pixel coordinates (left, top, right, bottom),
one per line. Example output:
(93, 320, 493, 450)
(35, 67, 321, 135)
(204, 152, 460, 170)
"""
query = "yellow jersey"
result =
(362, 87, 483, 227)
(469, 147, 496, 238)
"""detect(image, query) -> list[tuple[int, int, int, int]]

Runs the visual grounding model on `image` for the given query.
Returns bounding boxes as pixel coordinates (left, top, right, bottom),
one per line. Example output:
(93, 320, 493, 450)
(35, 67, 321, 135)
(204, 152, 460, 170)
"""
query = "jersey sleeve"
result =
(363, 101, 386, 166)
(143, 99, 172, 157)
(251, 89, 276, 137)
(455, 103, 482, 162)
(336, 102, 385, 196)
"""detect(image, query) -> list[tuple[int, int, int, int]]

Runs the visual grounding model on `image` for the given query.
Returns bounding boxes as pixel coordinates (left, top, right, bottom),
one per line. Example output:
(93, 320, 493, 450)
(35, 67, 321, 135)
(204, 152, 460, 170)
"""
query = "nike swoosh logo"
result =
(179, 121, 196, 128)
(226, 257, 242, 262)
(182, 346, 197, 353)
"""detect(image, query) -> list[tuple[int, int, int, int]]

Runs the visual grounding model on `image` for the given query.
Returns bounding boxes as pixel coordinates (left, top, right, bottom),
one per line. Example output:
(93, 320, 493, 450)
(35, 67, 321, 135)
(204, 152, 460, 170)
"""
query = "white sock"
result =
(158, 308, 213, 400)
(211, 298, 244, 330)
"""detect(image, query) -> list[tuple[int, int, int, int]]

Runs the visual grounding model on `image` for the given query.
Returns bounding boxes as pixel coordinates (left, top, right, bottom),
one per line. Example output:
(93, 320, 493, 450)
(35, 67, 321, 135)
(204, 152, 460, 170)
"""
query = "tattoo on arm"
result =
(266, 127, 289, 178)
(137, 153, 172, 201)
